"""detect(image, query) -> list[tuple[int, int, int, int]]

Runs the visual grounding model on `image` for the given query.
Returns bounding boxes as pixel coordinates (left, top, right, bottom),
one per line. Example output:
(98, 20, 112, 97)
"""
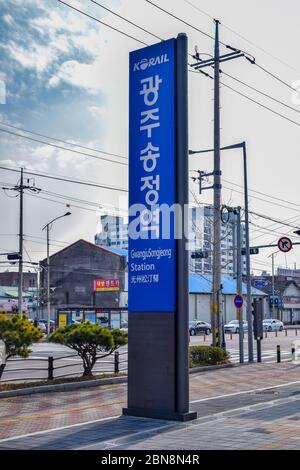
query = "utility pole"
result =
(18, 168, 24, 315)
(212, 19, 221, 347)
(236, 207, 244, 363)
(2, 168, 41, 314)
(191, 21, 245, 347)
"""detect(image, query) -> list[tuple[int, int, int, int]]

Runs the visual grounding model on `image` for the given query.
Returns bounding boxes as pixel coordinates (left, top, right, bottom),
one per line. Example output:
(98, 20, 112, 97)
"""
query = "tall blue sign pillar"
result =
(123, 34, 197, 421)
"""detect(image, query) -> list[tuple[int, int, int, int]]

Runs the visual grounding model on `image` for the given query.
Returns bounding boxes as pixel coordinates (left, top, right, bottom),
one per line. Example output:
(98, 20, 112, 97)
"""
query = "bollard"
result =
(296, 329, 298, 336)
(203, 333, 206, 342)
(48, 356, 54, 381)
(276, 345, 281, 363)
(114, 351, 119, 374)
(285, 329, 287, 336)
(265, 330, 267, 339)
(230, 332, 232, 340)
(275, 330, 278, 337)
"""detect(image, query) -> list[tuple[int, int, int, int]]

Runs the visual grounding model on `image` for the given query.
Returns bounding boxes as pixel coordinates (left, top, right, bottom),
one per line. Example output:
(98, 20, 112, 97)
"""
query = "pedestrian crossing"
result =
(227, 348, 291, 364)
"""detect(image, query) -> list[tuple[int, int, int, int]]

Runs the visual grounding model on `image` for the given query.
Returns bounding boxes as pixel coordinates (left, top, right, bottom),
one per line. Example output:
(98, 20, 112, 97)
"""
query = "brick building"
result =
(0, 271, 37, 289)
(39, 239, 127, 319)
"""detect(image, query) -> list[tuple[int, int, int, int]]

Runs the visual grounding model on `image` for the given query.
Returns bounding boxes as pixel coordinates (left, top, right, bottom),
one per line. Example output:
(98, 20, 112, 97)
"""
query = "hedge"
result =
(189, 345, 229, 367)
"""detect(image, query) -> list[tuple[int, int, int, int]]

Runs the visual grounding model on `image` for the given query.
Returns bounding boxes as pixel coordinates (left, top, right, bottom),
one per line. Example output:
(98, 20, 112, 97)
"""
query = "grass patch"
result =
(0, 373, 126, 393)
(190, 345, 230, 368)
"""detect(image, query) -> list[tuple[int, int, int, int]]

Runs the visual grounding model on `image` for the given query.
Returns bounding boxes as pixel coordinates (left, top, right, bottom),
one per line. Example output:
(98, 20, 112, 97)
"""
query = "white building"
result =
(95, 215, 128, 250)
(189, 206, 246, 276)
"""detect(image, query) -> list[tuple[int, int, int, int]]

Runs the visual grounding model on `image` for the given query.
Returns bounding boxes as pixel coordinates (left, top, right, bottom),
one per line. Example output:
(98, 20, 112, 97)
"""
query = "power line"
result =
(255, 63, 299, 93)
(0, 120, 127, 161)
(57, 0, 148, 46)
(90, 0, 162, 41)
(223, 178, 300, 211)
(145, 0, 216, 42)
(182, 0, 300, 76)
(190, 69, 300, 128)
(220, 70, 300, 115)
(0, 127, 128, 166)
(0, 165, 128, 193)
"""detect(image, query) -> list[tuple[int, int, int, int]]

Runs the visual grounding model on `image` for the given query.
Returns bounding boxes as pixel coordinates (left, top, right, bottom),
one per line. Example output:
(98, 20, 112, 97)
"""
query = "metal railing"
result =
(0, 349, 128, 384)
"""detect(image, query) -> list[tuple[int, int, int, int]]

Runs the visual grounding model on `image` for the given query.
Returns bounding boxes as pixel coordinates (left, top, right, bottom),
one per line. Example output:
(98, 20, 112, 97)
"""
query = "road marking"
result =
(191, 379, 300, 403)
(0, 415, 121, 443)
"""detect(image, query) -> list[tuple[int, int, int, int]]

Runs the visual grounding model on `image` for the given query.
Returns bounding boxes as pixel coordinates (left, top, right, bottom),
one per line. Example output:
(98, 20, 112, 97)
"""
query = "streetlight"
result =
(189, 141, 254, 362)
(42, 212, 71, 337)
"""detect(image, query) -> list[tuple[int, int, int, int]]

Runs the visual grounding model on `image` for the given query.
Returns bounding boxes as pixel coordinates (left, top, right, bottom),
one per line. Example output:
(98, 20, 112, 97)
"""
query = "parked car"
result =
(189, 320, 211, 336)
(263, 319, 284, 332)
(224, 320, 248, 334)
(38, 319, 56, 333)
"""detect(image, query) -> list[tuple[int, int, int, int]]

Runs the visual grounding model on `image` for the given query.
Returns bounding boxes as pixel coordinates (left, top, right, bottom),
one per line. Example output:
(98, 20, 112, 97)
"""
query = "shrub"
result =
(0, 314, 43, 360)
(189, 345, 229, 367)
(49, 322, 128, 377)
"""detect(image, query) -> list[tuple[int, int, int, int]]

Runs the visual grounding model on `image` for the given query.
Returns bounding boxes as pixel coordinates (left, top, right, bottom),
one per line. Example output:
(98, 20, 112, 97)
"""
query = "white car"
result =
(224, 320, 248, 334)
(263, 319, 284, 332)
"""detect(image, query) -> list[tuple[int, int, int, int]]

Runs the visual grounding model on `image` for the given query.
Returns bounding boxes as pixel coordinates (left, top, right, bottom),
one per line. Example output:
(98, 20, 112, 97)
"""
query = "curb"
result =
(189, 363, 235, 373)
(0, 363, 239, 398)
(0, 376, 127, 399)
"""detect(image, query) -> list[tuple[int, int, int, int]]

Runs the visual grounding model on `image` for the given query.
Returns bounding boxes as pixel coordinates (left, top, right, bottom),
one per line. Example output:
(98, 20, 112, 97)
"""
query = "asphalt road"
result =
(0, 330, 299, 383)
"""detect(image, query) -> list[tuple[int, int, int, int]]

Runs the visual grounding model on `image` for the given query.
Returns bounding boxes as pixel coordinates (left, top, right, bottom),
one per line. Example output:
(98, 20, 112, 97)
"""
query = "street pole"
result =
(272, 253, 275, 319)
(18, 168, 24, 315)
(242, 142, 254, 362)
(236, 207, 244, 363)
(42, 212, 71, 337)
(212, 19, 221, 348)
(46, 224, 50, 338)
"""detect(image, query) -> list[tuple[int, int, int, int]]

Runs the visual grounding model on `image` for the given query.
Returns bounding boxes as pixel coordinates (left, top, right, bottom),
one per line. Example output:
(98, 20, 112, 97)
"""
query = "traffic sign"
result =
(234, 294, 244, 309)
(277, 237, 293, 253)
(254, 279, 269, 288)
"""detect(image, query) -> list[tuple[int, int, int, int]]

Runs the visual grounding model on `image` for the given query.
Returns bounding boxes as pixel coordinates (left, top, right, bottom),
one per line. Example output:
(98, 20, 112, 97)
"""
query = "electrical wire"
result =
(182, 0, 300, 76)
(0, 127, 128, 166)
(0, 120, 127, 161)
(220, 70, 300, 115)
(90, 0, 163, 41)
(0, 165, 128, 193)
(57, 0, 148, 46)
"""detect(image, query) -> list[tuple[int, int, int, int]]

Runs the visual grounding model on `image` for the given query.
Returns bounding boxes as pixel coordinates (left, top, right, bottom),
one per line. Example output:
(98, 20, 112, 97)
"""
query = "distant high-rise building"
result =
(95, 215, 128, 250)
(189, 206, 246, 276)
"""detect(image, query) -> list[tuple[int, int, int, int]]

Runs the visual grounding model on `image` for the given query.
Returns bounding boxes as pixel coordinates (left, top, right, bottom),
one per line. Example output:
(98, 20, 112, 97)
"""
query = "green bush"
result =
(189, 345, 229, 367)
(50, 322, 128, 377)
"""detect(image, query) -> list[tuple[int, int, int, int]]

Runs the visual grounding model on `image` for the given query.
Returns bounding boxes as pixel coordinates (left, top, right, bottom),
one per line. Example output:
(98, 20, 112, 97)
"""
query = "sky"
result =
(0, 0, 300, 277)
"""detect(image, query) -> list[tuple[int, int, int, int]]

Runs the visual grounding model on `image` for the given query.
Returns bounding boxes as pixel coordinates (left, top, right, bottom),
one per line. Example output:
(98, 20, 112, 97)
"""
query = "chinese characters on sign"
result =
(94, 279, 120, 292)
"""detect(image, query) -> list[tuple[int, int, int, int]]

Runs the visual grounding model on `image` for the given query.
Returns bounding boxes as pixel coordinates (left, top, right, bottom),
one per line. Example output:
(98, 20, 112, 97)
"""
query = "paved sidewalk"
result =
(0, 362, 299, 449)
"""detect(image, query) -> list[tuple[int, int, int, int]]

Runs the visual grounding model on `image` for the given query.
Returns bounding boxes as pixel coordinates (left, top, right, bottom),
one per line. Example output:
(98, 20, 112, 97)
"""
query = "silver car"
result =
(263, 319, 284, 332)
(224, 320, 248, 334)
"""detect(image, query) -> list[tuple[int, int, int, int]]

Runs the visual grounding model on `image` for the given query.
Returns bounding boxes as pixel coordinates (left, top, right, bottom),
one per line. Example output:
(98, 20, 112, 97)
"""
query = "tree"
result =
(49, 322, 128, 377)
(0, 314, 43, 364)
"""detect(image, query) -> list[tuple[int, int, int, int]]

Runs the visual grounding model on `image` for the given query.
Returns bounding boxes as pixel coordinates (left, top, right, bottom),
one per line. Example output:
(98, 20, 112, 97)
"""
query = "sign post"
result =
(278, 237, 292, 253)
(123, 34, 196, 421)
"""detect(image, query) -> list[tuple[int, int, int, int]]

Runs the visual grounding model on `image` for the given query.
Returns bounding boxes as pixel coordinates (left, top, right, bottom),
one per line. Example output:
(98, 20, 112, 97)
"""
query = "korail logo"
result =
(133, 54, 169, 72)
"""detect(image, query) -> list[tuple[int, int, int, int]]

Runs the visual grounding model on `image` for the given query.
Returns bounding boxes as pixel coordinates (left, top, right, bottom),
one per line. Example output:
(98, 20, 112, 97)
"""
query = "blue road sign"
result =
(254, 279, 269, 288)
(234, 294, 244, 309)
(128, 39, 176, 312)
